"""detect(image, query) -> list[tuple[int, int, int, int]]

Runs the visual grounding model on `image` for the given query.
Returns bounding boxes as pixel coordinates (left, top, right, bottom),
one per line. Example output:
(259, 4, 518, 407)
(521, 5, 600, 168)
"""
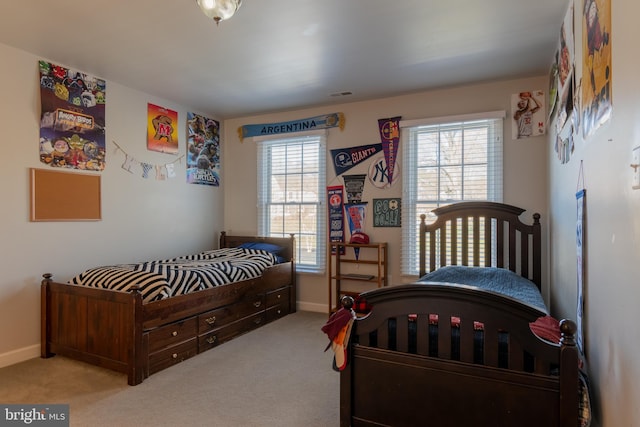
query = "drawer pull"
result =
(172, 353, 178, 359)
(253, 301, 262, 308)
(172, 331, 178, 337)
(277, 309, 282, 315)
(205, 316, 217, 325)
(277, 294, 282, 299)
(254, 318, 262, 325)
(206, 336, 217, 344)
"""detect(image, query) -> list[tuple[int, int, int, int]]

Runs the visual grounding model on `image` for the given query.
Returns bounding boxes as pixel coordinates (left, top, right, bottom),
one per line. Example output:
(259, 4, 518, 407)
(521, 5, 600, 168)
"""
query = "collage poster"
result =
(38, 60, 106, 171)
(186, 112, 220, 186)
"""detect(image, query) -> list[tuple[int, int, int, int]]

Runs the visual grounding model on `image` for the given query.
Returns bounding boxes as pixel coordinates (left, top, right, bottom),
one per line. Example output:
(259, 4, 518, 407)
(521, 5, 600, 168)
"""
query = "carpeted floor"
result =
(0, 311, 339, 427)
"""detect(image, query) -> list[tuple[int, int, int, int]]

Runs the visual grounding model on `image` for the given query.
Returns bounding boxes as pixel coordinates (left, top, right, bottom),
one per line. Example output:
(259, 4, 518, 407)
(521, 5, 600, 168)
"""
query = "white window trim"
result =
(255, 130, 327, 274)
(400, 111, 505, 277)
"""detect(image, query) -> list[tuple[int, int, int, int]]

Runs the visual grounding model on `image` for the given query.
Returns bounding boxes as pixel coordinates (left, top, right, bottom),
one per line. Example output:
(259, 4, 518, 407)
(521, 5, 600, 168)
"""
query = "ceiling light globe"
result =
(196, 0, 242, 24)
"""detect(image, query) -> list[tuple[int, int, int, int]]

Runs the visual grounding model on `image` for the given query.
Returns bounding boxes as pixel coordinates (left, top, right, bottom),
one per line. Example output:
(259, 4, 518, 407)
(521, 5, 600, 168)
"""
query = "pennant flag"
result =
(166, 163, 176, 178)
(328, 186, 346, 255)
(155, 165, 166, 181)
(141, 162, 153, 179)
(330, 143, 382, 176)
(238, 112, 345, 141)
(343, 174, 366, 204)
(345, 203, 367, 260)
(121, 154, 135, 174)
(378, 117, 401, 185)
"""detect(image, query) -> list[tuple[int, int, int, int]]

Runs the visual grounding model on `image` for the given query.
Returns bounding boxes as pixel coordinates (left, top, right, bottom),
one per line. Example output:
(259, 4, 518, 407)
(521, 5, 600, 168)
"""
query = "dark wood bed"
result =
(41, 232, 296, 386)
(339, 202, 581, 427)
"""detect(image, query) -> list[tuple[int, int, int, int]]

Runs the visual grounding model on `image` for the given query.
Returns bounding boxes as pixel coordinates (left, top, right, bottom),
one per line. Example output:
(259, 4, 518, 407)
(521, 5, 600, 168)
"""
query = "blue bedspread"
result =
(417, 265, 547, 313)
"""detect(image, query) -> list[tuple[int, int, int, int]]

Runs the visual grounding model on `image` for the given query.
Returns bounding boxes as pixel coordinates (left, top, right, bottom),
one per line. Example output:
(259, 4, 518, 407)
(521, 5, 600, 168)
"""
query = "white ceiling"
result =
(0, 0, 568, 119)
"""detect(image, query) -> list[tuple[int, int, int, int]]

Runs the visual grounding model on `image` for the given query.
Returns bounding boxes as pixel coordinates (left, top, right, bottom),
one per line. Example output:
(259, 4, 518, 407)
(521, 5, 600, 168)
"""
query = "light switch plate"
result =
(633, 146, 640, 189)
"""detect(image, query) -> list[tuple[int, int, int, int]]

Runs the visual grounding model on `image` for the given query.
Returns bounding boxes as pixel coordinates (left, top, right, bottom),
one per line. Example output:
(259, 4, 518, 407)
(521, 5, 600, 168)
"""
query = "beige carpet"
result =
(0, 311, 339, 427)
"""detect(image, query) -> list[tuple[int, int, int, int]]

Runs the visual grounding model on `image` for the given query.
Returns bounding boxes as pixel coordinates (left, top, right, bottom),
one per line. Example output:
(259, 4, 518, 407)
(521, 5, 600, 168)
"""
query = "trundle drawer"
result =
(266, 286, 290, 308)
(266, 305, 289, 322)
(148, 338, 197, 375)
(198, 312, 265, 352)
(148, 317, 198, 354)
(198, 294, 266, 333)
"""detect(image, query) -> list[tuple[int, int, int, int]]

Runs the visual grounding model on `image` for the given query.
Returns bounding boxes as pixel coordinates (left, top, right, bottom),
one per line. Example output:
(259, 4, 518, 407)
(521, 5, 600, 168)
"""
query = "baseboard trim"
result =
(296, 301, 327, 313)
(0, 344, 40, 369)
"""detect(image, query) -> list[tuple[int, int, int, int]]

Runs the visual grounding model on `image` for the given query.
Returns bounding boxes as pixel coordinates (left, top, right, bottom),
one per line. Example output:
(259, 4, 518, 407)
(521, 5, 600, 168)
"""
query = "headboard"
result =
(419, 201, 541, 289)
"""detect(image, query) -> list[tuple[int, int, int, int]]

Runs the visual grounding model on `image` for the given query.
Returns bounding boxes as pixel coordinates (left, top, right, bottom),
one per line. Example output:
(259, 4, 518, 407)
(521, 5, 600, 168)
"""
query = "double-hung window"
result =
(256, 131, 327, 273)
(400, 111, 505, 276)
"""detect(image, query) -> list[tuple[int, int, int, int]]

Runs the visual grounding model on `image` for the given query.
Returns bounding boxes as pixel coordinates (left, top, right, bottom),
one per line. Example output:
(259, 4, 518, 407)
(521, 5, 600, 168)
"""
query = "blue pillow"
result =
(238, 242, 285, 255)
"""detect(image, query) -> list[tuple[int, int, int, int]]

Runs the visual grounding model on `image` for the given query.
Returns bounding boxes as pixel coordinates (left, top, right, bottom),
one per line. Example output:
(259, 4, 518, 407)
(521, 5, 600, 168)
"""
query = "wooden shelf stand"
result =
(328, 242, 388, 314)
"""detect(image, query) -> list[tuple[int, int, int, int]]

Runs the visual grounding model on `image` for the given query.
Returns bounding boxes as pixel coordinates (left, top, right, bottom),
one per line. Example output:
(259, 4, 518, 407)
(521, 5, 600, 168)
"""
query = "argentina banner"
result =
(238, 112, 344, 141)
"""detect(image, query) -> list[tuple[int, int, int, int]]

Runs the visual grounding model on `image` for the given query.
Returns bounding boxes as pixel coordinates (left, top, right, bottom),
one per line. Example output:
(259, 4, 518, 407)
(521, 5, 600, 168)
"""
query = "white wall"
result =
(0, 42, 224, 366)
(223, 76, 549, 313)
(547, 1, 640, 426)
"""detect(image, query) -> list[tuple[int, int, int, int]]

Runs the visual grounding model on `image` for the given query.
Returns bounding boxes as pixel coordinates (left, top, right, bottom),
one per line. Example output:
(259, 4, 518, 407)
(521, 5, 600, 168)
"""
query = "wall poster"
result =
(581, 0, 612, 138)
(147, 103, 179, 154)
(373, 198, 401, 227)
(511, 90, 546, 139)
(38, 60, 106, 171)
(186, 112, 220, 186)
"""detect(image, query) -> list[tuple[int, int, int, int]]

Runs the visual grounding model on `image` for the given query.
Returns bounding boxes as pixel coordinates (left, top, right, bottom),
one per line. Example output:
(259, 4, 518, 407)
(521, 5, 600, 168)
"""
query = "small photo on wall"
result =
(511, 90, 546, 139)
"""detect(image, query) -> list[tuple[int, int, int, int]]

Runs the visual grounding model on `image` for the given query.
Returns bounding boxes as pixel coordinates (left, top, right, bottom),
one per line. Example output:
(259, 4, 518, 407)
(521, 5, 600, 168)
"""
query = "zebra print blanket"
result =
(68, 248, 280, 303)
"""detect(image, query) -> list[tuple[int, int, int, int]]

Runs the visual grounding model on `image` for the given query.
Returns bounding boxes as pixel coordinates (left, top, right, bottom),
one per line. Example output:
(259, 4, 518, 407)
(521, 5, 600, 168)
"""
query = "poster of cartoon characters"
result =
(186, 112, 220, 186)
(581, 0, 612, 139)
(147, 103, 179, 154)
(38, 60, 106, 171)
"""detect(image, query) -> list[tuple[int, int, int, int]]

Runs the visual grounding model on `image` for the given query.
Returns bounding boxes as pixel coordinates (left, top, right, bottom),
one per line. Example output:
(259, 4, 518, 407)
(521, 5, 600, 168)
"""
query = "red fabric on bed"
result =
(529, 315, 561, 343)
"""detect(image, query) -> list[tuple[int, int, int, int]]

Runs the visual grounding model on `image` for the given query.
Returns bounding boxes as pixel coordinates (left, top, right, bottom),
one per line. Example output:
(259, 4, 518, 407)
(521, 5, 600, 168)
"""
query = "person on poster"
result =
(513, 91, 542, 138)
(585, 0, 609, 94)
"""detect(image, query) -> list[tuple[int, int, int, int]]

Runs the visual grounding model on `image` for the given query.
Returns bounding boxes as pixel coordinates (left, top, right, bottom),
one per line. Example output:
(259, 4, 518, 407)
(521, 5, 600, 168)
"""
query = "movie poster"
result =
(38, 60, 106, 171)
(186, 112, 220, 186)
(147, 103, 179, 154)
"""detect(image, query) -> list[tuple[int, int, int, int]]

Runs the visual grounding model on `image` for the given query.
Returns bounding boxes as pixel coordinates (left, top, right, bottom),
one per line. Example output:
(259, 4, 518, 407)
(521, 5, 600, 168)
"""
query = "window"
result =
(400, 111, 504, 276)
(257, 131, 327, 273)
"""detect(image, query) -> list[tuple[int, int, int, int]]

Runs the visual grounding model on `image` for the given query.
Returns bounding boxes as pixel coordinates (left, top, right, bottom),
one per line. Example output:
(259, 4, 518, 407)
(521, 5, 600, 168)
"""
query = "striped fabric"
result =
(69, 248, 279, 303)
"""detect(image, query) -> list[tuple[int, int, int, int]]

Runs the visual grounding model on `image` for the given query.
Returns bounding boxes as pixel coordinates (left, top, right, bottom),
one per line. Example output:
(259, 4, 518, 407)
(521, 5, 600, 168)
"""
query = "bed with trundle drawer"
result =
(41, 232, 296, 385)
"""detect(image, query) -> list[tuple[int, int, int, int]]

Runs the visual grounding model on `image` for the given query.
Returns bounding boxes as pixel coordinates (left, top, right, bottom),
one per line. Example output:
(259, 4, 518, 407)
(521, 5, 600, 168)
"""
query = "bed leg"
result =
(40, 274, 54, 358)
(127, 286, 145, 386)
(559, 319, 579, 427)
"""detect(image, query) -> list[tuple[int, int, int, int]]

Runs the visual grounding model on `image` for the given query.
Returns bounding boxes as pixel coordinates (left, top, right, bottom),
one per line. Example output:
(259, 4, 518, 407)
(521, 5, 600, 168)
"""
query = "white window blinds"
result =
(256, 131, 327, 273)
(400, 112, 504, 276)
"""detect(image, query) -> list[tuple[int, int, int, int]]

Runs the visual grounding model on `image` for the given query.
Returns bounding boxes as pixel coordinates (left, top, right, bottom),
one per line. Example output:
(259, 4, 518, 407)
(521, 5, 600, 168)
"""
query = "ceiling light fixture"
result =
(196, 0, 242, 25)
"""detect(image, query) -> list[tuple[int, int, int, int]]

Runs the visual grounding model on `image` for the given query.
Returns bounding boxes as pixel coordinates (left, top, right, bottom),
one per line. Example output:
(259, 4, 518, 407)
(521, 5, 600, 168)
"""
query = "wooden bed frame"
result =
(340, 202, 580, 427)
(41, 232, 296, 385)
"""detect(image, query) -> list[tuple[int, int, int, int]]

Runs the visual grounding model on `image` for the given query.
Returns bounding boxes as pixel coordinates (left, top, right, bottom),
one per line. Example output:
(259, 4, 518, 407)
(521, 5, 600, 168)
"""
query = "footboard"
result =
(41, 274, 145, 385)
(340, 284, 579, 427)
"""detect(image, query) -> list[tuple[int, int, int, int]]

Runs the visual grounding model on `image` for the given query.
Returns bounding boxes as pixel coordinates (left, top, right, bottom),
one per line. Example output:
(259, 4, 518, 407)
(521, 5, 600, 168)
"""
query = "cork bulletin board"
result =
(30, 168, 101, 221)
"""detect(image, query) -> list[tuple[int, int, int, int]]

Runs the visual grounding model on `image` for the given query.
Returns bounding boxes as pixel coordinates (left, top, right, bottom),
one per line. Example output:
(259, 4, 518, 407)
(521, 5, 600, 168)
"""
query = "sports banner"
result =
(343, 174, 366, 204)
(330, 143, 382, 176)
(378, 116, 401, 185)
(38, 60, 106, 171)
(238, 112, 344, 141)
(345, 203, 367, 260)
(327, 186, 346, 255)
